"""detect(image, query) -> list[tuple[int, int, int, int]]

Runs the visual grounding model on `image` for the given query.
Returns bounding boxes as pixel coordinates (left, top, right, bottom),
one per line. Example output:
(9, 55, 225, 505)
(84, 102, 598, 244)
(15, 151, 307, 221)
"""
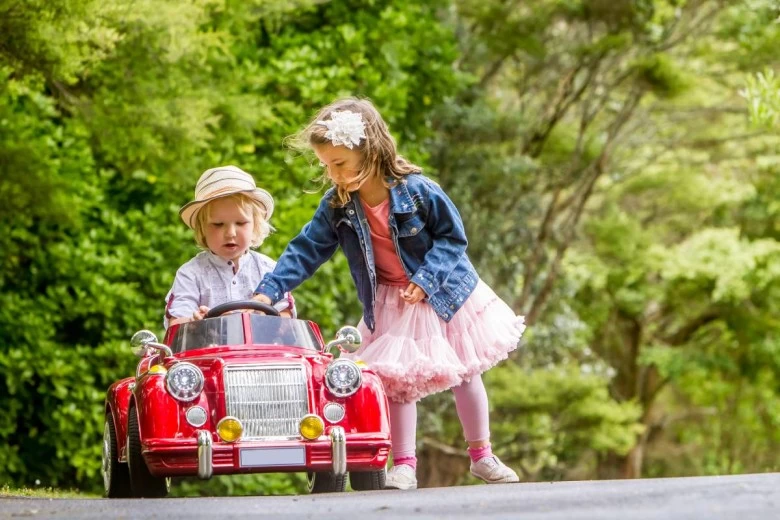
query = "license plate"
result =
(239, 447, 306, 468)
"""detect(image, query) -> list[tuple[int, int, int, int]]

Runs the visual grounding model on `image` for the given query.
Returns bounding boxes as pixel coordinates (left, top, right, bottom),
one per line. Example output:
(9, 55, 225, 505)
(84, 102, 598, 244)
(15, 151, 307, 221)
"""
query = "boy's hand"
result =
(400, 282, 425, 304)
(192, 305, 209, 321)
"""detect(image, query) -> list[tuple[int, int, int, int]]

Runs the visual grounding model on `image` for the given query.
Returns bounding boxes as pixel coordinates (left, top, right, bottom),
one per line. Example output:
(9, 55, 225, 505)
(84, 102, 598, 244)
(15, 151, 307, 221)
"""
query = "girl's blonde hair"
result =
(290, 97, 420, 206)
(193, 193, 272, 250)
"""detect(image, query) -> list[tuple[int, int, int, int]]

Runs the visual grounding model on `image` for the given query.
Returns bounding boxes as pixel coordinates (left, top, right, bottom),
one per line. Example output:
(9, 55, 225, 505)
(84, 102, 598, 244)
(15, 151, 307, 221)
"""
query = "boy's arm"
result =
(164, 266, 201, 329)
(272, 291, 296, 318)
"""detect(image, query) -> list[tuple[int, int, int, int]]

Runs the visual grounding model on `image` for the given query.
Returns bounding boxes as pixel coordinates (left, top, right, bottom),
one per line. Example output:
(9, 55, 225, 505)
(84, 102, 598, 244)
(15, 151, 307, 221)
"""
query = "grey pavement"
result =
(1, 472, 778, 519)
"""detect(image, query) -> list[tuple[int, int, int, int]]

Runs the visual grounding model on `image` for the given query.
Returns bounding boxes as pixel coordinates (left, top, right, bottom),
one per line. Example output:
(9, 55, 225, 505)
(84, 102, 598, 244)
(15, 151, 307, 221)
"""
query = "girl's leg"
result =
(452, 374, 491, 450)
(452, 374, 519, 483)
(385, 400, 418, 490)
(389, 400, 418, 468)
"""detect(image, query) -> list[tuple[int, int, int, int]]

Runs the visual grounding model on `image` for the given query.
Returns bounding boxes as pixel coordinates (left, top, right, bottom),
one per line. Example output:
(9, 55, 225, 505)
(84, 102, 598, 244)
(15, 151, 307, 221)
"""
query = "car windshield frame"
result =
(169, 314, 321, 354)
(249, 315, 321, 351)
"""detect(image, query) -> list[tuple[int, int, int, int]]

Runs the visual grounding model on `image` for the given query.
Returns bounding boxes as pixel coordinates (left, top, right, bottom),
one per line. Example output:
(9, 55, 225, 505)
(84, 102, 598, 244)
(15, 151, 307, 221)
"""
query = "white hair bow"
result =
(316, 110, 366, 149)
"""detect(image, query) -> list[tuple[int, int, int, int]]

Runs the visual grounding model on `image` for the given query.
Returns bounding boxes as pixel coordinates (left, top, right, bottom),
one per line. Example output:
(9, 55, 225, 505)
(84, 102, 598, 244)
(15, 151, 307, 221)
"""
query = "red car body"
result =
(102, 312, 391, 497)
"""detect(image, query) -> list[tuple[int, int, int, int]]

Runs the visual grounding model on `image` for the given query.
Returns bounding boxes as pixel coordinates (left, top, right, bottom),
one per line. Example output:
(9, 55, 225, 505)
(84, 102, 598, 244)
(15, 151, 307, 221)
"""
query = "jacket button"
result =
(450, 305, 455, 310)
(348, 209, 355, 215)
(410, 227, 417, 233)
(444, 313, 449, 319)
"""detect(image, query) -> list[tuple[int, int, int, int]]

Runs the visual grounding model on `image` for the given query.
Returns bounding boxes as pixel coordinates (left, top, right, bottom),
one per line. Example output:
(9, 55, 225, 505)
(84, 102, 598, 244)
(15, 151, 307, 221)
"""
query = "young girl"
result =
(164, 165, 294, 329)
(252, 98, 524, 489)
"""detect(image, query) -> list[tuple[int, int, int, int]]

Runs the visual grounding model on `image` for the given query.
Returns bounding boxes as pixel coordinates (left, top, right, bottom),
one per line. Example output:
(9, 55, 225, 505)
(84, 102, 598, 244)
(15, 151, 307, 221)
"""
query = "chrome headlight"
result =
(165, 362, 204, 402)
(324, 359, 362, 398)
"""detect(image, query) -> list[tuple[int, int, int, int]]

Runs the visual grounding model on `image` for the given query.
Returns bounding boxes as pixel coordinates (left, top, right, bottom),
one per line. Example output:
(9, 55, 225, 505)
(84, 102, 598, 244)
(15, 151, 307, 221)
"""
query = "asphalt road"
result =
(2, 473, 778, 519)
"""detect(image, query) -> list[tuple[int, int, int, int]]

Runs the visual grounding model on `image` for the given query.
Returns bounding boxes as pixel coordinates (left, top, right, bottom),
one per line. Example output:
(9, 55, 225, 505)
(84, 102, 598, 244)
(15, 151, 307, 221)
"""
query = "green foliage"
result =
(0, 0, 460, 493)
(3, 0, 779, 492)
(632, 53, 689, 98)
(742, 69, 780, 129)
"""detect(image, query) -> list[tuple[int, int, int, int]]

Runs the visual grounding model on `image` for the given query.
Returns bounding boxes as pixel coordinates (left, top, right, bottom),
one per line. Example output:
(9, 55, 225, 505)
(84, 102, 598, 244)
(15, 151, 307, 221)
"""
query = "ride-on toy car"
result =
(102, 301, 391, 498)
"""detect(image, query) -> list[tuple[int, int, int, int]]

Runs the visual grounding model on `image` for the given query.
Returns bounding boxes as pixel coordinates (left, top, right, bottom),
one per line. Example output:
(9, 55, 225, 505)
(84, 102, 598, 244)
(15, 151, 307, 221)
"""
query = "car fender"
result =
(133, 372, 182, 442)
(105, 377, 134, 462)
(341, 370, 391, 434)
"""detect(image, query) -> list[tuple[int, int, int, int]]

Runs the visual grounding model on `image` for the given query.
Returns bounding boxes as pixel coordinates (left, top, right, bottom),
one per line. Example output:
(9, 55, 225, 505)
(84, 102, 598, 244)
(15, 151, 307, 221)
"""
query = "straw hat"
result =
(179, 165, 274, 229)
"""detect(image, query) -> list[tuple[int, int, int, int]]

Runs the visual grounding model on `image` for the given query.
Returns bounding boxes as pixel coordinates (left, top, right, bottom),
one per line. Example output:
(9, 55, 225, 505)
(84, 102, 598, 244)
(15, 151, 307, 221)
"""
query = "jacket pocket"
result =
(396, 214, 426, 237)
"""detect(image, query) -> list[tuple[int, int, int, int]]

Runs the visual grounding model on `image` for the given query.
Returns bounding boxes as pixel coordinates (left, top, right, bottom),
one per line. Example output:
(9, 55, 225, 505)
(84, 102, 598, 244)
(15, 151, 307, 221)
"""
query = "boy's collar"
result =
(206, 249, 249, 267)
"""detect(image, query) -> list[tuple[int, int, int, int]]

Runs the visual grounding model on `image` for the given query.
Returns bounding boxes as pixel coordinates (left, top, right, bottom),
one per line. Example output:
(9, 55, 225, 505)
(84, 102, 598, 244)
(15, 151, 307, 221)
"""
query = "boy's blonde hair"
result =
(192, 193, 272, 250)
(290, 97, 420, 206)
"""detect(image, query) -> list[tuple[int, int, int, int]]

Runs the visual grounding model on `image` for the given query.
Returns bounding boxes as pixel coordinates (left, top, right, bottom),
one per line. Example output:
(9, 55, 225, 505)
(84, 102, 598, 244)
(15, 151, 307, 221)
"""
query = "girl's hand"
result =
(192, 305, 209, 321)
(252, 294, 273, 305)
(400, 282, 426, 304)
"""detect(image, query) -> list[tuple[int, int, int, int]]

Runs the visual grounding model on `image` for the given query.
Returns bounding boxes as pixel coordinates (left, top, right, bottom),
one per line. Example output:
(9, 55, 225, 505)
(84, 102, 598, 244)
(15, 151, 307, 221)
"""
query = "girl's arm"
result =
(254, 195, 339, 303)
(409, 179, 469, 297)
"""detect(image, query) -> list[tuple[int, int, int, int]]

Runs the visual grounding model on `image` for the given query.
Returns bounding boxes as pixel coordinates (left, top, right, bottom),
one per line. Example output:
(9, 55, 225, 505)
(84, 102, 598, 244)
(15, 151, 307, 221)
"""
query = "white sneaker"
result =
(470, 456, 519, 484)
(384, 464, 417, 490)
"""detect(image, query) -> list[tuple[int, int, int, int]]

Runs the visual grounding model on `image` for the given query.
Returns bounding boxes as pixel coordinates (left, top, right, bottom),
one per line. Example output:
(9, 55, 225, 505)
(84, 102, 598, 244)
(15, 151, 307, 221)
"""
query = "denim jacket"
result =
(254, 172, 479, 331)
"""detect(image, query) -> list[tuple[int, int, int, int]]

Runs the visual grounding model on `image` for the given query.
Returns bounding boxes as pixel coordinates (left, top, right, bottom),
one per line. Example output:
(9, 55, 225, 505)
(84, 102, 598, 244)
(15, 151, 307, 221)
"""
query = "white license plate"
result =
(239, 447, 306, 468)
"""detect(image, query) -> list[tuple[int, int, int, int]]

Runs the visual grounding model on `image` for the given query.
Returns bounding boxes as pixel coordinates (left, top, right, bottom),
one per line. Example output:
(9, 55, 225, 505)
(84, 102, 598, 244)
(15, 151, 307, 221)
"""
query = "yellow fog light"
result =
(217, 416, 243, 442)
(299, 414, 325, 440)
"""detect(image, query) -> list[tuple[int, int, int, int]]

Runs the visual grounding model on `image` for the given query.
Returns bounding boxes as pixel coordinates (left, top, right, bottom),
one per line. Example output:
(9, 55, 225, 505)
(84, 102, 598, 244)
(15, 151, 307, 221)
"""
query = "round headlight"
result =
(217, 416, 243, 442)
(323, 402, 345, 423)
(324, 359, 362, 398)
(186, 406, 208, 427)
(299, 414, 325, 440)
(165, 362, 204, 402)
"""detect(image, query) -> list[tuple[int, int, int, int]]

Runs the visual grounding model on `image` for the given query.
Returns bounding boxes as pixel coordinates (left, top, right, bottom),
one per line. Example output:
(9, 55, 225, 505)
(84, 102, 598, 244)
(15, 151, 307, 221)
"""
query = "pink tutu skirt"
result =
(344, 280, 525, 403)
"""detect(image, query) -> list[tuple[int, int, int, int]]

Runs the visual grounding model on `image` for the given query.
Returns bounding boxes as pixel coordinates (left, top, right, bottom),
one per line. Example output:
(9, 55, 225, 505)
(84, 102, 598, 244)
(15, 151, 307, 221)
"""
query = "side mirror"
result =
(130, 330, 158, 357)
(325, 326, 362, 354)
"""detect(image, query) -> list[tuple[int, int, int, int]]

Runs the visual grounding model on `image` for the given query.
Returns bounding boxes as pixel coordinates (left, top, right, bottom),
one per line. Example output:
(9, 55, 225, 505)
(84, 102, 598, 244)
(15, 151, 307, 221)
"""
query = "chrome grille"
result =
(223, 364, 309, 439)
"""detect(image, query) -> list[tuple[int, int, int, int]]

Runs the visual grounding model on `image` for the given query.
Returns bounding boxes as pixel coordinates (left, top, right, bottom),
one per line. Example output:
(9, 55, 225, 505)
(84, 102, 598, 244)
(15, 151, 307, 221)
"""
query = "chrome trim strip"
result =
(330, 426, 346, 476)
(197, 430, 213, 480)
(148, 342, 173, 358)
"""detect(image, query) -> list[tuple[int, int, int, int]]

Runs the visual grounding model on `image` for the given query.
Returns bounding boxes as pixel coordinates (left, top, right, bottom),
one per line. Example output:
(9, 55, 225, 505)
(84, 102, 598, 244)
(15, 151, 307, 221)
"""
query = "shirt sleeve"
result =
(409, 178, 469, 297)
(255, 194, 340, 303)
(272, 291, 297, 318)
(163, 264, 201, 329)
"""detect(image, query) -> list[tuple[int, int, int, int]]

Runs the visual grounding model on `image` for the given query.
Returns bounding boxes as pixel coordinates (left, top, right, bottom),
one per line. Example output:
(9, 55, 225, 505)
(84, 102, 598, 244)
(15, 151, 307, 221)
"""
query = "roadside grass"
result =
(0, 484, 99, 499)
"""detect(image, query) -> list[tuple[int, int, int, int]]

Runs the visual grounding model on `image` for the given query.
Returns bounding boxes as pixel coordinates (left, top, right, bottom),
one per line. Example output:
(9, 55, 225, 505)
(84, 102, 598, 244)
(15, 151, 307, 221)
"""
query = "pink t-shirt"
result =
(360, 198, 409, 286)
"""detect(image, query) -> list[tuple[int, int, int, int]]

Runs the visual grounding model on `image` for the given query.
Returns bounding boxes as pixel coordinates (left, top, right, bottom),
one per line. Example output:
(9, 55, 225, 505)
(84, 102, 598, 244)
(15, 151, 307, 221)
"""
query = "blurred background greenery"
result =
(1, 0, 778, 496)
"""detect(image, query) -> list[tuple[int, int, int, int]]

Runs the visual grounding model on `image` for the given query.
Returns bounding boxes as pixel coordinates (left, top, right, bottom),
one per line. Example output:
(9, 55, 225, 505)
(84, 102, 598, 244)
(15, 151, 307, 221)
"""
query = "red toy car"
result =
(102, 301, 391, 498)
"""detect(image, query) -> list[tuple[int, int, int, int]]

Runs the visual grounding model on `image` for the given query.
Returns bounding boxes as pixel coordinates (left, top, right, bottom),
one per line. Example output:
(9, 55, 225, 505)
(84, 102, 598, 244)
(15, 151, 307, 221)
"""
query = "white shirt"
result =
(164, 250, 294, 329)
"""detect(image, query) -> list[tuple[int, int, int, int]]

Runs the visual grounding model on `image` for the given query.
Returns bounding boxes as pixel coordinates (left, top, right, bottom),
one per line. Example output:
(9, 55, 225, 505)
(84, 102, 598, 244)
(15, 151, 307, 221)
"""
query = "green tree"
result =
(0, 0, 461, 493)
(422, 0, 780, 481)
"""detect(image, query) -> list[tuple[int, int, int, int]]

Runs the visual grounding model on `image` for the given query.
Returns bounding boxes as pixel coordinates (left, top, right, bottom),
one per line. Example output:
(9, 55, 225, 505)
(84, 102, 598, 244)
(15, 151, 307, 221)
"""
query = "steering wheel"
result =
(205, 300, 281, 318)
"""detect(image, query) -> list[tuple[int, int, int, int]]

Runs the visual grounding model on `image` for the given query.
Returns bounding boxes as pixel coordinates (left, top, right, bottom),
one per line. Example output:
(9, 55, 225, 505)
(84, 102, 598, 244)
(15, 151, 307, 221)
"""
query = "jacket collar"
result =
(340, 176, 417, 215)
(387, 177, 415, 215)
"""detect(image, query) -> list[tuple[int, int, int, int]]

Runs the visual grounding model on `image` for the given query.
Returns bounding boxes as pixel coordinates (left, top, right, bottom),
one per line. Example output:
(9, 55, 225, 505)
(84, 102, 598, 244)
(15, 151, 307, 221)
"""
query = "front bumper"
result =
(142, 429, 390, 479)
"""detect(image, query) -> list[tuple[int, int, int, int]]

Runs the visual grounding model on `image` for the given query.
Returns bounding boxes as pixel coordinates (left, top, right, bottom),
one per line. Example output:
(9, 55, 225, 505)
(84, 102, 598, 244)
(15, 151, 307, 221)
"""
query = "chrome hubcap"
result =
(102, 421, 112, 492)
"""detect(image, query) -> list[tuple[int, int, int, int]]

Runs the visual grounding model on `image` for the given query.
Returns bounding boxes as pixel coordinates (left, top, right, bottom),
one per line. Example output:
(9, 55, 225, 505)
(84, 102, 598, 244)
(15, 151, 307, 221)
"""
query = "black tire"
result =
(350, 468, 386, 491)
(127, 406, 170, 498)
(307, 471, 347, 493)
(102, 416, 132, 498)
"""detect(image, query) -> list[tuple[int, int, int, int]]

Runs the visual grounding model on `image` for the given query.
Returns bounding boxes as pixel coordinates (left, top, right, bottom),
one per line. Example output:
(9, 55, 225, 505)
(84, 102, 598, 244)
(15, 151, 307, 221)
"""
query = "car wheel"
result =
(102, 416, 132, 498)
(127, 406, 170, 498)
(349, 468, 386, 491)
(307, 471, 347, 493)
